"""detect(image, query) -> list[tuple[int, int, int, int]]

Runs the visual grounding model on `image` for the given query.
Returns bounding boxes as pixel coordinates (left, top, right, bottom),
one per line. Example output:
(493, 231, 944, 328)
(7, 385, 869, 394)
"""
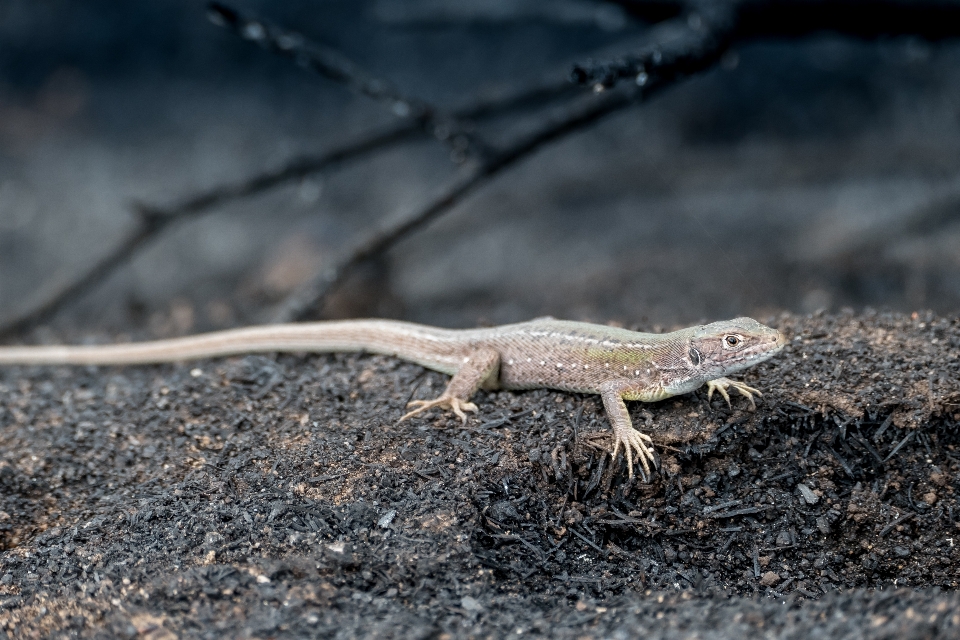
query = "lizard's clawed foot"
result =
(706, 377, 761, 409)
(400, 395, 478, 424)
(611, 426, 659, 481)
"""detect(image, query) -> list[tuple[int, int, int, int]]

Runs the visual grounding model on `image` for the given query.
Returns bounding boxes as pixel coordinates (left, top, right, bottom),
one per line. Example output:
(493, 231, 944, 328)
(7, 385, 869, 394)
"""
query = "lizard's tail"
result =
(0, 320, 467, 372)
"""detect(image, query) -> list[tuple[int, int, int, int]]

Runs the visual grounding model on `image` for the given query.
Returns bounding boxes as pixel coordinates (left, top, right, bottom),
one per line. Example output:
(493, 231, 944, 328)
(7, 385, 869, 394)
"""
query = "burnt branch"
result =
(571, 2, 737, 88)
(272, 86, 650, 323)
(583, 0, 960, 89)
(0, 78, 577, 340)
(208, 2, 488, 162)
(273, 6, 741, 321)
(0, 212, 167, 341)
(141, 124, 421, 221)
(207, 3, 421, 114)
(0, 124, 414, 340)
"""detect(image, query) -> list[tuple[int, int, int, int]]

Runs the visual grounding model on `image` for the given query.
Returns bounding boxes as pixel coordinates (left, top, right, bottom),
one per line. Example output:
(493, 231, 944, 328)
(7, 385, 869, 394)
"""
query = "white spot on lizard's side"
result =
(583, 364, 589, 369)
(556, 363, 563, 369)
(463, 357, 470, 363)
(635, 370, 640, 376)
(540, 361, 546, 365)
(507, 359, 514, 365)
(527, 358, 532, 362)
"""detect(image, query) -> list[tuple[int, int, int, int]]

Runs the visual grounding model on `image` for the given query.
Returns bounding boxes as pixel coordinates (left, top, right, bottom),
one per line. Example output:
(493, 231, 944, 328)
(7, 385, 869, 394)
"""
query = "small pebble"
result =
(760, 571, 781, 587)
(797, 483, 819, 505)
(461, 596, 483, 612)
(378, 510, 397, 529)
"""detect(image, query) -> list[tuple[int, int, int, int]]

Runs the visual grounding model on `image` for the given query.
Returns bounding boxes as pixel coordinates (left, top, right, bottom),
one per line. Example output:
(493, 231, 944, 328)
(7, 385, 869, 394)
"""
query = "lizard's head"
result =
(686, 317, 785, 379)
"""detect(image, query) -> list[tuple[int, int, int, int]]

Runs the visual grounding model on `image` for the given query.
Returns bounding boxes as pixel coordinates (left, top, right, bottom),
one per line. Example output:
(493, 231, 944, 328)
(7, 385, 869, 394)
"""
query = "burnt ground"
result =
(0, 310, 958, 639)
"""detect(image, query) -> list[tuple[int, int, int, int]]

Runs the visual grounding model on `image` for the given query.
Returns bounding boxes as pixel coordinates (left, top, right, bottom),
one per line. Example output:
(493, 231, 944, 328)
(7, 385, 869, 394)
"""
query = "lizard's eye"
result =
(724, 335, 742, 347)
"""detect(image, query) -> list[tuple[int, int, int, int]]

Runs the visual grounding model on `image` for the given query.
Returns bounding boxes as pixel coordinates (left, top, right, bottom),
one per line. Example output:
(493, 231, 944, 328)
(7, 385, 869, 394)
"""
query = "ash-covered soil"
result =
(0, 310, 958, 638)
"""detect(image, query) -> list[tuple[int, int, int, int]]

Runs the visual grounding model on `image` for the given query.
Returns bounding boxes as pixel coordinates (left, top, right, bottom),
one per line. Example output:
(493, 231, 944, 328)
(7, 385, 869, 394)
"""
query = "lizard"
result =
(0, 316, 785, 479)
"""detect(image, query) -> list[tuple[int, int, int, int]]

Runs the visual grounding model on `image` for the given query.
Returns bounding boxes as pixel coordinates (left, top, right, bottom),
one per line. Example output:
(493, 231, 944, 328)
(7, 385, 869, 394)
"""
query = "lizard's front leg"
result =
(400, 349, 500, 424)
(705, 377, 761, 409)
(600, 382, 659, 481)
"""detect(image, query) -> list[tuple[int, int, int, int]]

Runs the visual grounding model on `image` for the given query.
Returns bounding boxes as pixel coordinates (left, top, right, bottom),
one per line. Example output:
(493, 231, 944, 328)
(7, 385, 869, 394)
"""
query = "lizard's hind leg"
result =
(400, 349, 500, 424)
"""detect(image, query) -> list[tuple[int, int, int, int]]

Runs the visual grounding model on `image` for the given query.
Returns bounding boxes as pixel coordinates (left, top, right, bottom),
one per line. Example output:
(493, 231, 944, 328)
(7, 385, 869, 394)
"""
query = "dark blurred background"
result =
(1, 0, 959, 336)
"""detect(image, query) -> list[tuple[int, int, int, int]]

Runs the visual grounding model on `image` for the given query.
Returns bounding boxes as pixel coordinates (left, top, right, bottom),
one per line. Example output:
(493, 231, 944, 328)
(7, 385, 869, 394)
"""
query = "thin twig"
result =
(571, 1, 737, 89)
(824, 444, 856, 478)
(850, 433, 885, 465)
(702, 499, 743, 515)
(208, 2, 488, 161)
(879, 511, 915, 537)
(884, 430, 915, 462)
(139, 124, 420, 219)
(208, 3, 423, 113)
(569, 526, 605, 553)
(703, 505, 773, 519)
(873, 414, 894, 442)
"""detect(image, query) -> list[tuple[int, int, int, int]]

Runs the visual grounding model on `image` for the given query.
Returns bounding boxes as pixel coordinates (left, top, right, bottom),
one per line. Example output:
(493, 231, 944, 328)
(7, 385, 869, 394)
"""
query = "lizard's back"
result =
(0, 318, 674, 396)
(462, 319, 672, 393)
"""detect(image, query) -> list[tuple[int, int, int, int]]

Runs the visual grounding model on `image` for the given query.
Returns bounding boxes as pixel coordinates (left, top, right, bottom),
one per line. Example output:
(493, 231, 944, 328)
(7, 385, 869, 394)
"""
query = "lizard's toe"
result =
(449, 399, 478, 423)
(730, 381, 761, 409)
(707, 378, 762, 409)
(399, 400, 434, 422)
(612, 427, 657, 481)
(400, 395, 477, 423)
(706, 379, 732, 407)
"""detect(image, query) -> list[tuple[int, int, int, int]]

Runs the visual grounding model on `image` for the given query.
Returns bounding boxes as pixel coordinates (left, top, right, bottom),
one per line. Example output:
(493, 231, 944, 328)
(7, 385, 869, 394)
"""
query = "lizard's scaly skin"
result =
(0, 317, 785, 479)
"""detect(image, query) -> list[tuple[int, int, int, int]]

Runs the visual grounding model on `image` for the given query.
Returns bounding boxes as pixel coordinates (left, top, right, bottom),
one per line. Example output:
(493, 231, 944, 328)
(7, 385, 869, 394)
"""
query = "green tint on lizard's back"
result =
(469, 319, 663, 395)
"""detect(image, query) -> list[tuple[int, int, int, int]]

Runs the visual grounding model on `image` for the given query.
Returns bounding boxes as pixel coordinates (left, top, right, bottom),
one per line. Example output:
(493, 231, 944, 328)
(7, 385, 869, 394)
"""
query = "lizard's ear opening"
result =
(688, 347, 702, 366)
